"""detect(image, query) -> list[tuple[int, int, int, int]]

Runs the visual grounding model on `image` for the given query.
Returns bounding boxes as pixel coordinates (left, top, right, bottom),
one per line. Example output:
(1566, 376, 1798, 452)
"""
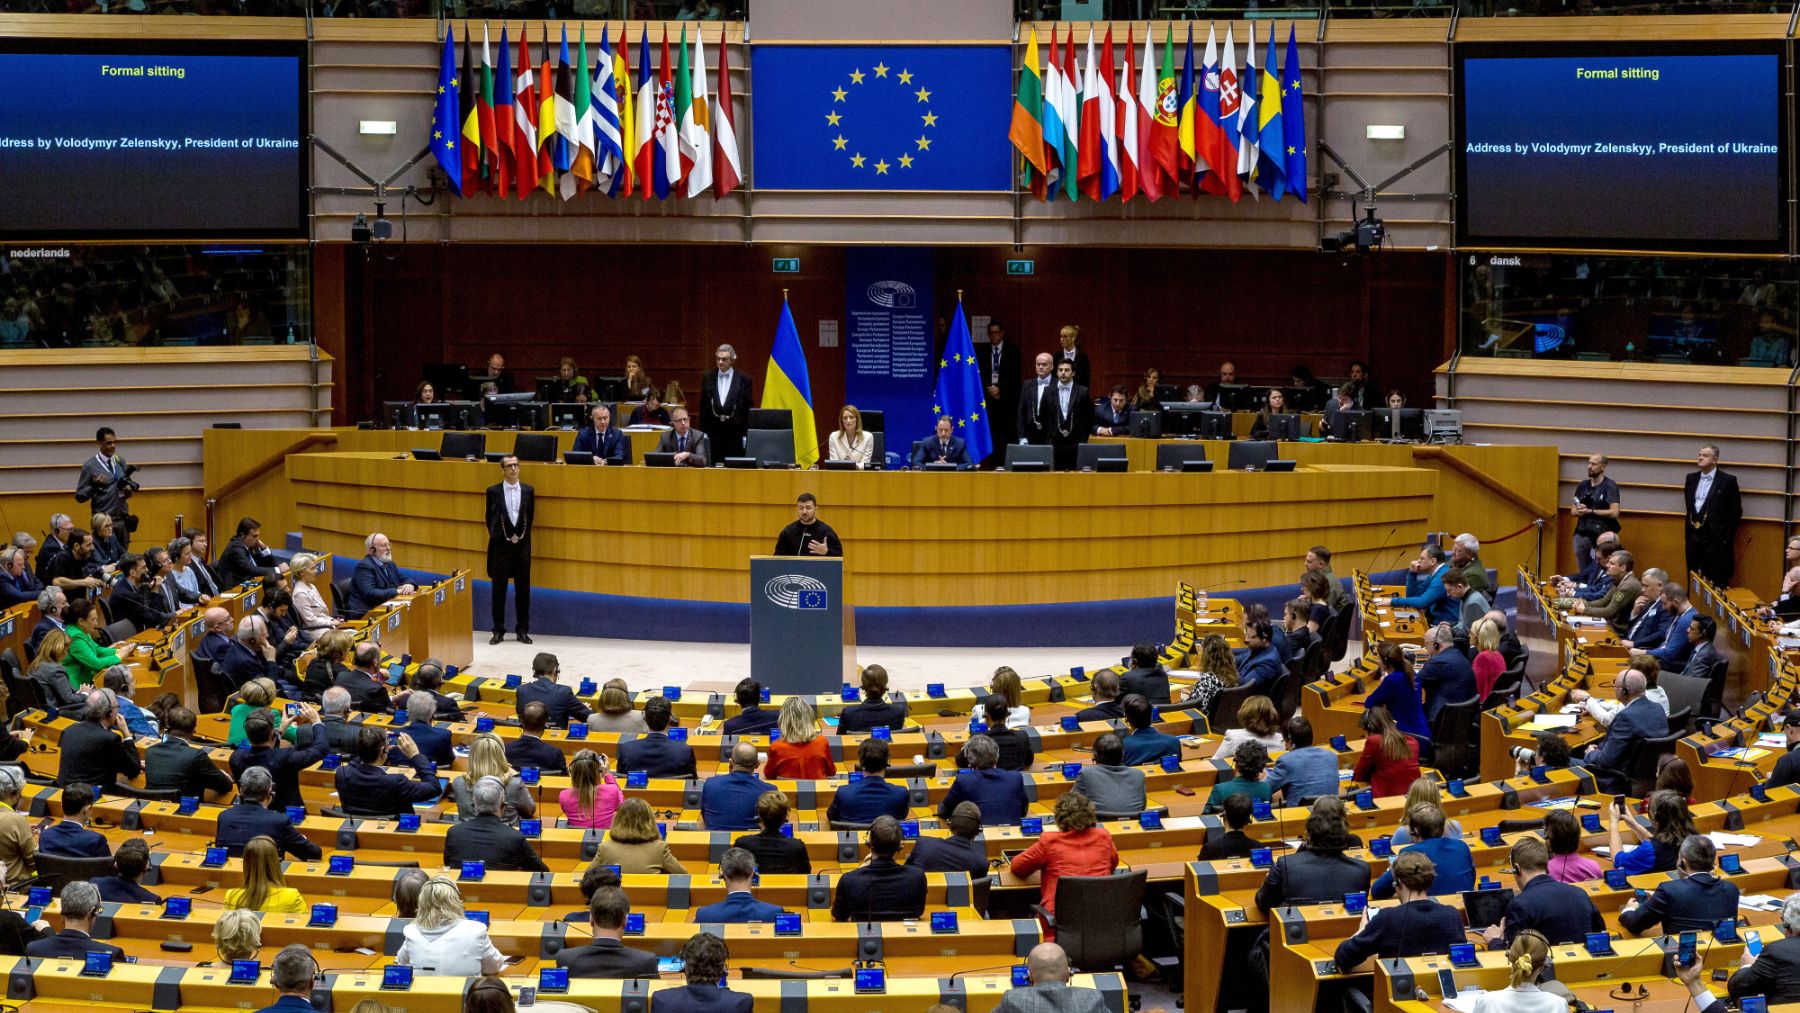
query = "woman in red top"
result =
(1008, 791, 1119, 919)
(1471, 618, 1507, 702)
(1352, 706, 1421, 798)
(764, 697, 836, 780)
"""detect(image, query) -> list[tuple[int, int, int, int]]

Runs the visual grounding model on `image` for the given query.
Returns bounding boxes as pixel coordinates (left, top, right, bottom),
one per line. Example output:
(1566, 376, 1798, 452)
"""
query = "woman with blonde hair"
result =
(990, 667, 1030, 728)
(827, 405, 875, 469)
(589, 679, 648, 734)
(27, 630, 84, 715)
(395, 876, 505, 976)
(1471, 617, 1506, 701)
(590, 798, 686, 874)
(302, 627, 357, 700)
(559, 749, 623, 829)
(1186, 634, 1240, 714)
(224, 836, 306, 913)
(1211, 696, 1284, 761)
(225, 678, 297, 747)
(1133, 368, 1163, 410)
(286, 552, 340, 640)
(450, 734, 535, 826)
(764, 697, 834, 779)
(211, 908, 262, 964)
(1390, 776, 1465, 844)
(1472, 930, 1560, 1013)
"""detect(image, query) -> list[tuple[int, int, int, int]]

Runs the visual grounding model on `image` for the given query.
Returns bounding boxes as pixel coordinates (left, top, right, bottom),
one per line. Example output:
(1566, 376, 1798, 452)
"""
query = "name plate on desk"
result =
(388, 612, 402, 631)
(0, 618, 12, 638)
(244, 591, 258, 609)
(455, 577, 466, 593)
(170, 628, 185, 653)
(434, 588, 446, 605)
(369, 624, 381, 645)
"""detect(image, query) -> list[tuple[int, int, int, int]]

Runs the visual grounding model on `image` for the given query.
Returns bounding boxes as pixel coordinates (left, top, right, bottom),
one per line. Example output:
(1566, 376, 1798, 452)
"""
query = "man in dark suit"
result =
(517, 652, 591, 727)
(214, 517, 284, 588)
(1416, 623, 1476, 723)
(1725, 893, 1800, 1003)
(831, 816, 927, 921)
(905, 801, 990, 876)
(105, 552, 169, 633)
(143, 545, 182, 617)
(181, 527, 224, 601)
(983, 320, 1022, 461)
(24, 882, 121, 960)
(1017, 352, 1055, 448)
(347, 533, 415, 616)
(651, 934, 755, 1013)
(700, 743, 775, 831)
(216, 766, 322, 860)
(556, 886, 660, 978)
(485, 454, 534, 645)
(334, 642, 393, 714)
(35, 514, 72, 579)
(572, 404, 629, 465)
(1093, 386, 1133, 437)
(26, 586, 66, 660)
(655, 407, 711, 467)
(0, 546, 41, 609)
(701, 344, 754, 460)
(617, 697, 697, 779)
(827, 739, 912, 825)
(1255, 811, 1372, 912)
(693, 848, 786, 922)
(836, 665, 907, 733)
(1579, 668, 1668, 791)
(910, 416, 973, 470)
(956, 697, 1034, 772)
(383, 693, 453, 768)
(995, 943, 1111, 1013)
(937, 734, 1026, 825)
(1622, 568, 1675, 650)
(506, 702, 569, 774)
(443, 776, 547, 872)
(144, 706, 235, 801)
(1333, 852, 1467, 971)
(74, 428, 135, 552)
(55, 690, 142, 789)
(254, 946, 321, 1013)
(41, 784, 110, 859)
(1073, 671, 1126, 723)
(1686, 443, 1743, 586)
(229, 710, 328, 812)
(1038, 359, 1093, 471)
(722, 679, 778, 736)
(220, 615, 285, 693)
(1481, 838, 1603, 948)
(337, 725, 441, 817)
(1119, 643, 1171, 704)
(1620, 835, 1740, 935)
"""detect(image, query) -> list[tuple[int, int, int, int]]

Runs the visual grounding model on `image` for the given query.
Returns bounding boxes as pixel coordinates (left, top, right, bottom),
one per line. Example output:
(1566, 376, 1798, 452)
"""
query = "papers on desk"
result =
(1520, 713, 1578, 731)
(1757, 733, 1787, 748)
(1526, 796, 1581, 810)
(1741, 895, 1785, 913)
(1708, 832, 1762, 849)
(1163, 816, 1206, 831)
(1707, 747, 1769, 761)
(1339, 768, 1355, 781)
(1442, 990, 1492, 1013)
(624, 424, 672, 432)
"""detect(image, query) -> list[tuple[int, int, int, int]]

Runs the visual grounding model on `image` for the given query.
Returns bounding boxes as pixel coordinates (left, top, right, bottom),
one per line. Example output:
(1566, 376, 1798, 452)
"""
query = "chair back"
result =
(32, 853, 116, 893)
(1047, 870, 1148, 972)
(104, 783, 180, 802)
(1428, 695, 1483, 780)
(886, 763, 937, 780)
(1626, 726, 1687, 797)
(746, 429, 797, 468)
(1701, 657, 1729, 716)
(741, 967, 852, 980)
(1323, 606, 1355, 663)
(102, 619, 136, 645)
(1154, 444, 1210, 471)
(332, 578, 361, 620)
(1075, 444, 1127, 471)
(1658, 674, 1710, 726)
(1267, 671, 1297, 722)
(1206, 682, 1260, 733)
(1299, 638, 1327, 680)
(194, 659, 231, 717)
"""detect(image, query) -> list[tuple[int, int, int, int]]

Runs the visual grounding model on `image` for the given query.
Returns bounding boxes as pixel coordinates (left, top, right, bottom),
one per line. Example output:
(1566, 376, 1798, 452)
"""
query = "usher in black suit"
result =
(486, 478, 535, 638)
(701, 368, 755, 460)
(1685, 466, 1743, 587)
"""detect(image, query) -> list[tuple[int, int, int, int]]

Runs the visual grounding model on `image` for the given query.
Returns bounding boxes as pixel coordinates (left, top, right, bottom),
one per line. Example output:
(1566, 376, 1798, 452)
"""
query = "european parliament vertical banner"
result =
(844, 248, 936, 469)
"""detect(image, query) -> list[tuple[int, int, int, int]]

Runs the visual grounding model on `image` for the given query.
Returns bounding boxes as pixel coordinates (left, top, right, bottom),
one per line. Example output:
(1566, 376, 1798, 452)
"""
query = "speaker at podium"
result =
(749, 556, 855, 695)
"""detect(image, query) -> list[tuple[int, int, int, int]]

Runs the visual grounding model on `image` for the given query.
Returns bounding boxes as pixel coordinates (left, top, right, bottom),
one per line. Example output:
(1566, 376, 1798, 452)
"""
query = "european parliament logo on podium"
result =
(751, 557, 847, 694)
(764, 573, 829, 611)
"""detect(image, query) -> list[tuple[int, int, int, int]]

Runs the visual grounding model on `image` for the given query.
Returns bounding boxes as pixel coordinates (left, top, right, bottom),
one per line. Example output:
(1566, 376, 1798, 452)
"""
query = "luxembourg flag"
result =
(1041, 25, 1066, 200)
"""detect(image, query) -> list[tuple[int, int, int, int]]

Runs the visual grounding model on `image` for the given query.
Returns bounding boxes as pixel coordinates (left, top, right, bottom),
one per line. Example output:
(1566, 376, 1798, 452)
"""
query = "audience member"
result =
(994, 942, 1110, 1013)
(335, 725, 439, 818)
(827, 738, 912, 824)
(1472, 930, 1563, 1013)
(230, 709, 326, 811)
(765, 697, 835, 779)
(1206, 741, 1272, 812)
(989, 667, 1031, 727)
(252, 945, 319, 1013)
(957, 695, 1035, 771)
(225, 836, 306, 913)
(1255, 810, 1372, 912)
(1580, 669, 1668, 791)
(1681, 615, 1724, 680)
(1210, 695, 1282, 763)
(1382, 543, 1458, 626)
(506, 701, 569, 774)
(555, 885, 659, 978)
(652, 933, 753, 1013)
(721, 679, 776, 735)
(26, 586, 68, 661)
(518, 651, 591, 727)
(56, 686, 142, 788)
(1266, 715, 1339, 804)
(1542, 809, 1603, 884)
(450, 733, 535, 826)
(617, 696, 697, 778)
(0, 769, 33, 882)
(1187, 637, 1243, 717)
(907, 801, 989, 876)
(1119, 644, 1171, 704)
(443, 777, 548, 872)
(1010, 792, 1119, 916)
(211, 909, 262, 965)
(1619, 833, 1740, 935)
(24, 881, 122, 960)
(589, 798, 686, 874)
(28, 629, 85, 718)
(1389, 777, 1465, 845)
(1233, 619, 1284, 691)
(1073, 732, 1147, 815)
(732, 791, 811, 875)
(1723, 892, 1800, 1004)
(301, 629, 356, 701)
(385, 692, 452, 767)
(217, 767, 320, 860)
(703, 742, 777, 831)
(392, 869, 429, 918)
(1371, 804, 1474, 899)
(1335, 852, 1466, 970)
(214, 516, 284, 589)
(102, 667, 156, 738)
(559, 749, 623, 829)
(91, 837, 157, 904)
(61, 598, 120, 689)
(694, 847, 786, 923)
(838, 664, 908, 732)
(395, 876, 505, 975)
(1074, 670, 1126, 722)
(832, 816, 927, 922)
(41, 783, 110, 858)
(938, 734, 1027, 826)
(1199, 794, 1258, 861)
(1416, 623, 1476, 722)
(1481, 837, 1602, 949)
(1365, 642, 1431, 743)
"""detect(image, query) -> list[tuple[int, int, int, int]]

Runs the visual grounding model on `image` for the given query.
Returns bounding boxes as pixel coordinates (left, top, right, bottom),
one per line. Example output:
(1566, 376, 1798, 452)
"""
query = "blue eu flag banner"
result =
(752, 46, 1013, 191)
(933, 301, 993, 463)
(432, 27, 463, 193)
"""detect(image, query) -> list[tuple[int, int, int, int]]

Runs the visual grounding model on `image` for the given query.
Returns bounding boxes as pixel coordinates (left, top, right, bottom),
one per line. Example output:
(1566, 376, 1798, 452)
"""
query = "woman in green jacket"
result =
(63, 599, 121, 690)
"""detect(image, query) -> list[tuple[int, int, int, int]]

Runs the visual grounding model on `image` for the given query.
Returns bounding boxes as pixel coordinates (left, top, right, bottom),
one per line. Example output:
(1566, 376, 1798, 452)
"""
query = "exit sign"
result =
(772, 257, 800, 274)
(1006, 259, 1035, 276)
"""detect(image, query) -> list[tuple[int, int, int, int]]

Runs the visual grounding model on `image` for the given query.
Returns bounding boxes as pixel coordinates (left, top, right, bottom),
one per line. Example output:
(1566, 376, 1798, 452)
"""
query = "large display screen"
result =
(0, 40, 307, 239)
(1455, 43, 1786, 253)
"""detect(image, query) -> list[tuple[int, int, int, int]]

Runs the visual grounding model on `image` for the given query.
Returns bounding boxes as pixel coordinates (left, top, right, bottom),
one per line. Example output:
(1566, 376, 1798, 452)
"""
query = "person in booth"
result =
(910, 415, 973, 470)
(627, 388, 671, 427)
(573, 404, 628, 465)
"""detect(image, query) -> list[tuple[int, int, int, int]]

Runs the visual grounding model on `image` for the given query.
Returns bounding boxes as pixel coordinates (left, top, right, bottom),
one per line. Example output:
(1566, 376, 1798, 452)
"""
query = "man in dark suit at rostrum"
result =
(1038, 359, 1093, 472)
(701, 343, 754, 460)
(910, 415, 974, 470)
(555, 886, 660, 979)
(507, 702, 569, 774)
(655, 406, 712, 467)
(347, 532, 415, 616)
(983, 320, 1022, 462)
(572, 404, 629, 466)
(216, 766, 322, 860)
(485, 454, 534, 645)
(1686, 443, 1743, 587)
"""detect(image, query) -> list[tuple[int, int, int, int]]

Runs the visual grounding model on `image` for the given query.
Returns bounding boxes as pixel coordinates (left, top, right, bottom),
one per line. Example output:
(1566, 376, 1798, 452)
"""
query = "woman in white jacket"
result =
(394, 877, 505, 976)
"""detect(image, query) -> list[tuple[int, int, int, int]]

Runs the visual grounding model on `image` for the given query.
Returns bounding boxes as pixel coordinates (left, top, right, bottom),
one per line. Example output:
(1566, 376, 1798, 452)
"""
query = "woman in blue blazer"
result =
(1364, 642, 1432, 743)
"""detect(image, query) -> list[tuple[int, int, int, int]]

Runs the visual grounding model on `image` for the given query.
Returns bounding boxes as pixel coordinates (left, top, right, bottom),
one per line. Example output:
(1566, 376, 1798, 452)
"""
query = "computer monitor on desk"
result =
(589, 376, 627, 401)
(1370, 408, 1424, 442)
(549, 403, 587, 429)
(1328, 409, 1374, 443)
(415, 401, 482, 431)
(381, 401, 413, 429)
(1163, 405, 1230, 439)
(1263, 414, 1305, 441)
(484, 394, 547, 430)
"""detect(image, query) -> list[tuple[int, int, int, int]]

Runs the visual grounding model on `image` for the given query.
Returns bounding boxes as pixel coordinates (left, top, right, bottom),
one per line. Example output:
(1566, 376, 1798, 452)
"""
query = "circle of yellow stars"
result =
(932, 350, 987, 434)
(826, 61, 938, 176)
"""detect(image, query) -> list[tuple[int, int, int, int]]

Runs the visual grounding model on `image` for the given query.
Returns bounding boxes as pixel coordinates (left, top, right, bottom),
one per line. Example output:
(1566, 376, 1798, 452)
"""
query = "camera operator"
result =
(75, 427, 139, 553)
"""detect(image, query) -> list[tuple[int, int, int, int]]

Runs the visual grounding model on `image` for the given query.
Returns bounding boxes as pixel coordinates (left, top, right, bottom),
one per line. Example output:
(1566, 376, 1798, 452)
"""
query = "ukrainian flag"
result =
(762, 295, 820, 469)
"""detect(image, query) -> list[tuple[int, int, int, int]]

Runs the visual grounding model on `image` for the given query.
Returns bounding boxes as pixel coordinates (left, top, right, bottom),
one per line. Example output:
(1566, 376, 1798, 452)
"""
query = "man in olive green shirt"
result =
(1452, 533, 1490, 597)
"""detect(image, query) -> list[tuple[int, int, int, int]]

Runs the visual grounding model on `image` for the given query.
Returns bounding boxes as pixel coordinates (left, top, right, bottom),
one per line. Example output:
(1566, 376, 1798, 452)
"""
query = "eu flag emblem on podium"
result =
(797, 590, 828, 610)
(751, 45, 1014, 191)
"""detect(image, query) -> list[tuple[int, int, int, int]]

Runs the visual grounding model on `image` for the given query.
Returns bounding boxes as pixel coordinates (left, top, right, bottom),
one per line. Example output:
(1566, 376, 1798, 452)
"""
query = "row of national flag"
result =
(1008, 22, 1307, 203)
(431, 23, 743, 200)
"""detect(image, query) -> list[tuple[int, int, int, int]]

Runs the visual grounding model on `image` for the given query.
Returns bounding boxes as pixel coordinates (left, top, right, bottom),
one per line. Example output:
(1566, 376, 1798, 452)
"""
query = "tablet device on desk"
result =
(567, 723, 588, 740)
(162, 896, 191, 919)
(1161, 754, 1182, 772)
(1252, 800, 1272, 821)
(1721, 852, 1742, 874)
(644, 452, 677, 468)
(520, 767, 540, 785)
(930, 911, 959, 934)
(625, 912, 646, 935)
(177, 796, 200, 814)
(1370, 837, 1394, 858)
(775, 913, 802, 936)
(1449, 943, 1479, 968)
(539, 968, 569, 994)
(397, 813, 421, 832)
(1062, 763, 1081, 780)
(81, 952, 113, 978)
(286, 806, 305, 825)
(1743, 998, 1769, 1013)
(1480, 826, 1503, 846)
(900, 820, 920, 840)
(1460, 889, 1515, 930)
(1355, 790, 1376, 811)
(1752, 784, 1771, 802)
(460, 861, 485, 881)
(627, 771, 649, 789)
(1604, 868, 1629, 889)
(1582, 813, 1603, 833)
(1021, 817, 1043, 835)
(202, 846, 228, 867)
(927, 683, 946, 699)
(872, 727, 891, 742)
(521, 819, 542, 838)
(309, 903, 337, 927)
(27, 887, 51, 909)
(1445, 779, 1467, 798)
(1250, 847, 1272, 868)
(1331, 735, 1349, 752)
(1012, 965, 1031, 988)
(1716, 918, 1740, 942)
(1343, 892, 1366, 914)
(467, 910, 490, 926)
(228, 959, 261, 985)
(1140, 811, 1164, 829)
(380, 965, 413, 991)
(1061, 715, 1080, 731)
(854, 969, 886, 994)
(320, 754, 342, 772)
(475, 717, 495, 733)
(1585, 932, 1615, 955)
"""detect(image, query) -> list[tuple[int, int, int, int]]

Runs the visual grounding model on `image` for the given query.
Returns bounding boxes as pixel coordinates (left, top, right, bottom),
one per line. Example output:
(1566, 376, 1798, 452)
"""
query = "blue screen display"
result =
(0, 41, 306, 237)
(1457, 46, 1784, 250)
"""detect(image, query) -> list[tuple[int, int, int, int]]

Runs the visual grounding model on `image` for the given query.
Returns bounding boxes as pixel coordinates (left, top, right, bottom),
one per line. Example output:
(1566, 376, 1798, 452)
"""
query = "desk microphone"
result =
(1363, 526, 1401, 581)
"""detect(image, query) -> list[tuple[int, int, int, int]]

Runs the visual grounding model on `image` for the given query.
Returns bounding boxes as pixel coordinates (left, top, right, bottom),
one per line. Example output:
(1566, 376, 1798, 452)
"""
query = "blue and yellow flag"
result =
(762, 296, 820, 469)
(432, 27, 463, 193)
(933, 300, 993, 464)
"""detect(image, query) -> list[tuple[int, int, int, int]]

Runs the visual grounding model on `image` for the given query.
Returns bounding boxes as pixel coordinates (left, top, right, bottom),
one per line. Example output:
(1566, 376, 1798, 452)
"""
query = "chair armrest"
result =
(1030, 903, 1055, 929)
